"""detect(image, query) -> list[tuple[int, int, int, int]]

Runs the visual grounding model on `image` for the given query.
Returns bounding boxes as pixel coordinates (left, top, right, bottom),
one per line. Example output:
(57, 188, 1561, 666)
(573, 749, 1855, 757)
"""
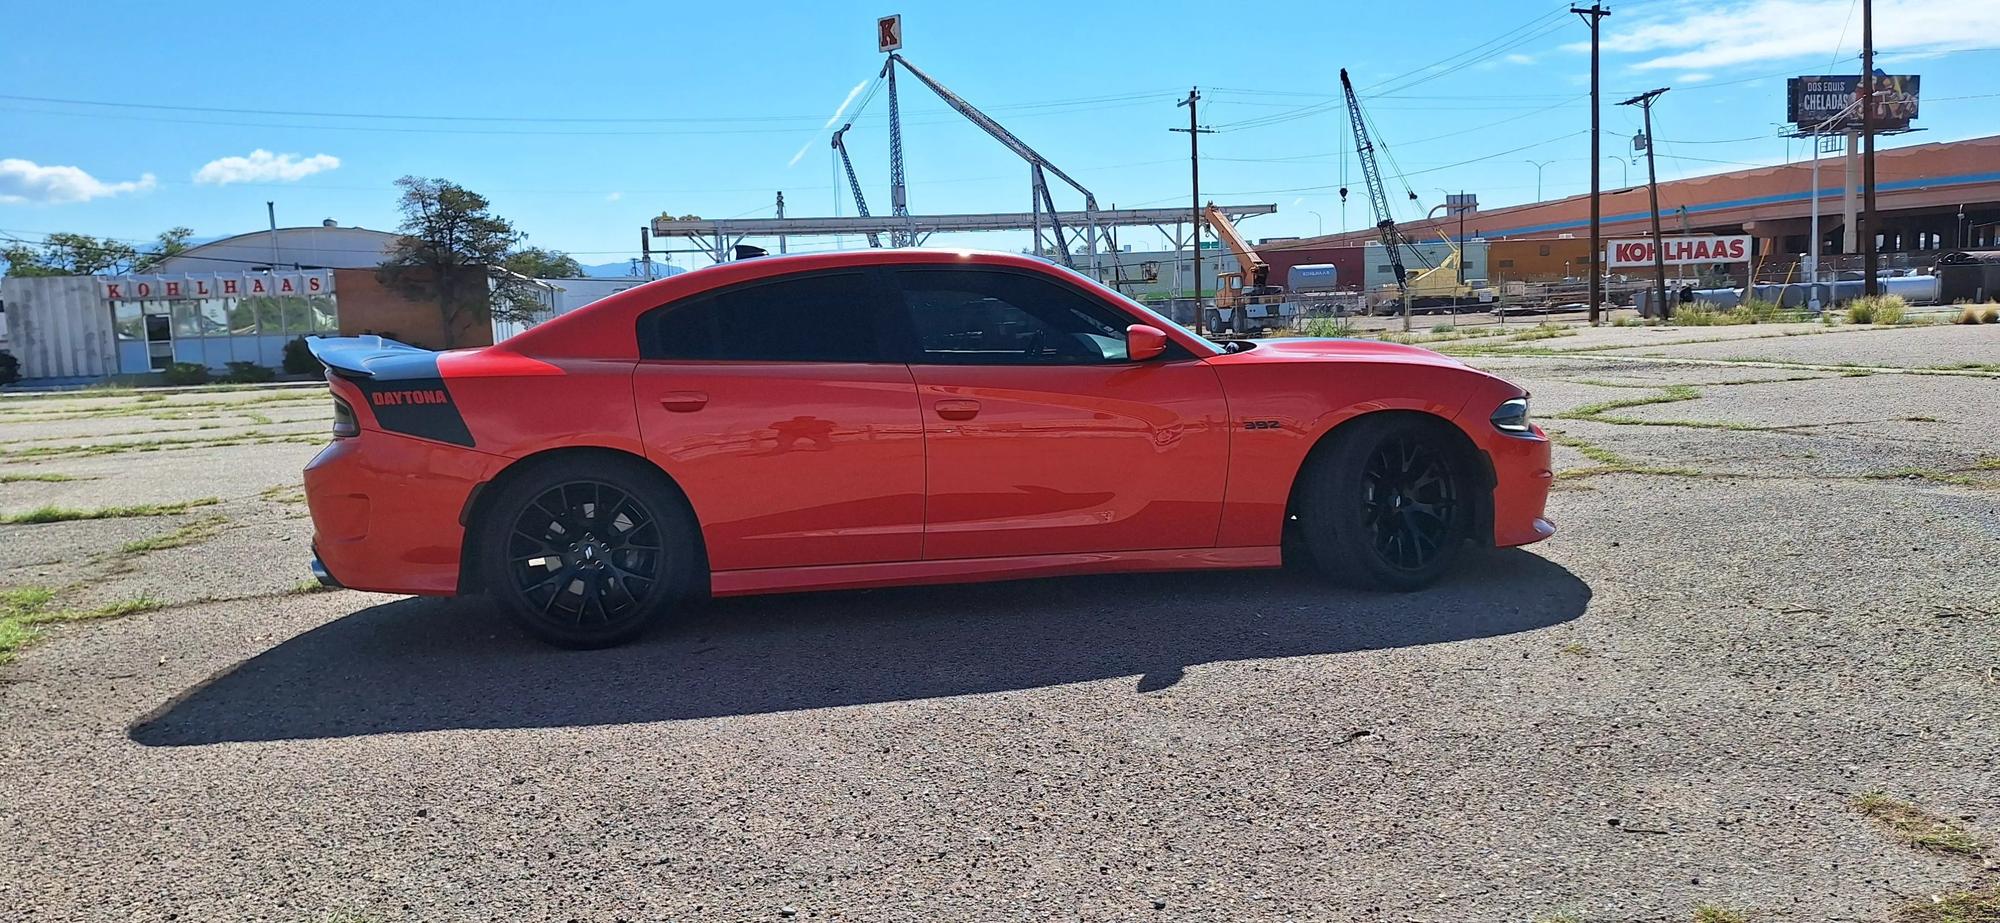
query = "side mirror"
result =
(1126, 324, 1168, 361)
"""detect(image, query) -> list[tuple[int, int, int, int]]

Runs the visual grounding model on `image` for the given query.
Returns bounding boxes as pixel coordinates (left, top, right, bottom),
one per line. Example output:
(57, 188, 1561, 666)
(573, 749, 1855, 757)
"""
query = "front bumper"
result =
(1484, 424, 1556, 548)
(303, 431, 504, 596)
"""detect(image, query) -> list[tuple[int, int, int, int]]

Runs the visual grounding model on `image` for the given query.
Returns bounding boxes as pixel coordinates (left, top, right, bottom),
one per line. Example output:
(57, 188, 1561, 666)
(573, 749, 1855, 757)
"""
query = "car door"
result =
(891, 265, 1231, 560)
(632, 269, 925, 571)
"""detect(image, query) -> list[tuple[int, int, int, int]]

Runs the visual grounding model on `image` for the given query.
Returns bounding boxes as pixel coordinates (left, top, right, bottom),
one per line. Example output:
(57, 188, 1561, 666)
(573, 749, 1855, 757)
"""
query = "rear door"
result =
(632, 269, 925, 571)
(890, 266, 1231, 560)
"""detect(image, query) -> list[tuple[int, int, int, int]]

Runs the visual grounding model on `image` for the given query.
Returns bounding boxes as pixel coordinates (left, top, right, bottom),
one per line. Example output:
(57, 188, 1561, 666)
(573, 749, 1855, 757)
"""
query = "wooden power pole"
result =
(1573, 3, 1610, 324)
(1172, 87, 1215, 335)
(1621, 88, 1671, 322)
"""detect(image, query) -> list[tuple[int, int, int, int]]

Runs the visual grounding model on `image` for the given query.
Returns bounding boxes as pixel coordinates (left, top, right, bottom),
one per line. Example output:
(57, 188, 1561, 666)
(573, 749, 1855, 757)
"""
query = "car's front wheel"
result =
(1294, 415, 1473, 591)
(476, 456, 695, 648)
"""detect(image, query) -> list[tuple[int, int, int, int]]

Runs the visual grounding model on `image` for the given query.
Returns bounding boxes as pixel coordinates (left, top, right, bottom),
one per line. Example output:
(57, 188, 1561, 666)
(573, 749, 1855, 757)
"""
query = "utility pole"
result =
(1525, 160, 1554, 202)
(1860, 0, 1880, 295)
(1620, 88, 1671, 322)
(640, 227, 655, 280)
(1172, 87, 1215, 336)
(1573, 3, 1609, 325)
(775, 191, 787, 255)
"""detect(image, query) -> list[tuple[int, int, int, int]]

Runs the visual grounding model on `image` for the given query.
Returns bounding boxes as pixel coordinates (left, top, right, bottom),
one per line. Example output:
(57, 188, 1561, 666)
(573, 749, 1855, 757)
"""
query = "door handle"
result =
(659, 391, 708, 412)
(934, 399, 981, 421)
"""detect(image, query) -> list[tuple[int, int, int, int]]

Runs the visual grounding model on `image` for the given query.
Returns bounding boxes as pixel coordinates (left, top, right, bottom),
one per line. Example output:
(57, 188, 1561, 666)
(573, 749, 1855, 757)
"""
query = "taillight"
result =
(332, 396, 359, 437)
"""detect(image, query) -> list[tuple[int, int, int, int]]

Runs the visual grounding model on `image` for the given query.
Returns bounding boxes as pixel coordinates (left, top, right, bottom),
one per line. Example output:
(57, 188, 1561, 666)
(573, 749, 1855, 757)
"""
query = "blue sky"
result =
(3, 0, 1995, 269)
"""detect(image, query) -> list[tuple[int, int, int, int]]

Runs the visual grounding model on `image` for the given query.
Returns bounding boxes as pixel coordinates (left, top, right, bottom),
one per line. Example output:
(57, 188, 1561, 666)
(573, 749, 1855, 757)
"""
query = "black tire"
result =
(1294, 415, 1473, 591)
(475, 455, 696, 649)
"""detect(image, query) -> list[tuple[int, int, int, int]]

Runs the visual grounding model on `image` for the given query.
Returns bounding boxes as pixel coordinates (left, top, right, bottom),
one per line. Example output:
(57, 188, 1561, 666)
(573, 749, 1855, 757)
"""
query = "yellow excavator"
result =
(1206, 203, 1285, 331)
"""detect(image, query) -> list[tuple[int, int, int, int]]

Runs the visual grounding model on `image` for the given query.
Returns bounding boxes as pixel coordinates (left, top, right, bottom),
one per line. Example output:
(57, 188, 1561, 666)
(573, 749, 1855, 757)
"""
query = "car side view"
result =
(303, 249, 1553, 648)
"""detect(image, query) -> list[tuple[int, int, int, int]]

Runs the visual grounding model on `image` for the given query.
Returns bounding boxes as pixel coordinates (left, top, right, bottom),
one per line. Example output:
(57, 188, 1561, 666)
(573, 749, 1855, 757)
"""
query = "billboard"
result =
(877, 14, 903, 52)
(1788, 74, 1920, 131)
(1606, 236, 1750, 269)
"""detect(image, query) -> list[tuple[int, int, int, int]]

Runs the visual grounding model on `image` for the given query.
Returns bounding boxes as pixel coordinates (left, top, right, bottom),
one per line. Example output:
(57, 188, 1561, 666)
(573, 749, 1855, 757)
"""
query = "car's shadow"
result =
(131, 550, 1588, 746)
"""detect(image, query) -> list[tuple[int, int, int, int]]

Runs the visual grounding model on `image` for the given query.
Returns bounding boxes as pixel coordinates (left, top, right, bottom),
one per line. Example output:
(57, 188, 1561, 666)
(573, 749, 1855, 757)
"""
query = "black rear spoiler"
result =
(304, 335, 441, 381)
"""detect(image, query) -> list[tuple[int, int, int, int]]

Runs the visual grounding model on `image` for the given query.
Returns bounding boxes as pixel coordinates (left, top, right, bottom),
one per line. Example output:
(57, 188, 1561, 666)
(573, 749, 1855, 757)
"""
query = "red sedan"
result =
(304, 250, 1553, 647)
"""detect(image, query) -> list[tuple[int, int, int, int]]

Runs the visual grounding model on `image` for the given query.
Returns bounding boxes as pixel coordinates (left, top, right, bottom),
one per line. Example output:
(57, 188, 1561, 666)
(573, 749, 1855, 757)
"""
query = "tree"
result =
(1, 226, 193, 277)
(503, 246, 584, 279)
(376, 176, 546, 348)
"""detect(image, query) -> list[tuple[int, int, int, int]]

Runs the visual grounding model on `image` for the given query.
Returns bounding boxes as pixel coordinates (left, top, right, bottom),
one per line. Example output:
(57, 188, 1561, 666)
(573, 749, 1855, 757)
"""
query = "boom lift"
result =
(1205, 203, 1284, 332)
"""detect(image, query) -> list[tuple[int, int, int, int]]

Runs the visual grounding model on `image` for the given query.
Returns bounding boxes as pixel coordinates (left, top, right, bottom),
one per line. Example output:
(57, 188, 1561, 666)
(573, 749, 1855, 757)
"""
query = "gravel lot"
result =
(2, 322, 1996, 922)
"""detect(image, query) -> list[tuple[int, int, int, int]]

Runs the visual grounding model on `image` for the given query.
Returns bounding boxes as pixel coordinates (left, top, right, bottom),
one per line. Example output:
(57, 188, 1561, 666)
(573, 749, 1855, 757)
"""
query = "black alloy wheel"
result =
(479, 457, 693, 648)
(1294, 415, 1472, 590)
(1359, 435, 1459, 573)
(507, 480, 664, 627)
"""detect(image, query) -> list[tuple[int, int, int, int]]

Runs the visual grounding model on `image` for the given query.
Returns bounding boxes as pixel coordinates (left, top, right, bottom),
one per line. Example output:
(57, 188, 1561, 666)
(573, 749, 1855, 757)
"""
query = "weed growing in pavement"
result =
(0, 587, 162, 664)
(1892, 887, 2000, 923)
(1557, 642, 1593, 657)
(1861, 468, 1991, 488)
(1955, 305, 1987, 325)
(1847, 294, 1909, 325)
(1983, 305, 2000, 324)
(116, 515, 230, 555)
(0, 497, 220, 525)
(1511, 322, 1576, 342)
(0, 472, 91, 483)
(1546, 431, 1706, 479)
(1852, 792, 1986, 857)
(1430, 323, 1455, 334)
(1693, 907, 1750, 923)
(259, 484, 309, 504)
(288, 579, 338, 595)
(1531, 913, 1584, 923)
(1612, 315, 1645, 327)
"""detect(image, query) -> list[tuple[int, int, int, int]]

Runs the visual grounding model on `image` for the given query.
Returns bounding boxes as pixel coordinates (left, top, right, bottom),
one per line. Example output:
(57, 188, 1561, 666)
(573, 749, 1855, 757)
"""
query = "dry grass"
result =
(0, 587, 162, 665)
(1852, 792, 1985, 857)
(1893, 888, 2000, 923)
(1693, 907, 1750, 923)
(0, 497, 220, 525)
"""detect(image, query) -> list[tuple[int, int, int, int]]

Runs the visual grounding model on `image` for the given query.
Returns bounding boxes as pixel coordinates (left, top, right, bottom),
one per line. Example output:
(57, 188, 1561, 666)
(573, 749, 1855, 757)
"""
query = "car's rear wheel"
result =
(1294, 415, 1472, 591)
(476, 457, 695, 648)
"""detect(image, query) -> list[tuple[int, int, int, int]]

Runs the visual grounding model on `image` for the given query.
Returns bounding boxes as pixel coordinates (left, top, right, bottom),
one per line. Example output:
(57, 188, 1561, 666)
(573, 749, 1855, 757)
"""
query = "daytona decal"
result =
(351, 376, 475, 447)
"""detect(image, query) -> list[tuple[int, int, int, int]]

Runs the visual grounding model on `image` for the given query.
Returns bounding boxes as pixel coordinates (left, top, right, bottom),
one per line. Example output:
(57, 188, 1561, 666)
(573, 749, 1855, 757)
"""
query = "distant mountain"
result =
(576, 260, 686, 279)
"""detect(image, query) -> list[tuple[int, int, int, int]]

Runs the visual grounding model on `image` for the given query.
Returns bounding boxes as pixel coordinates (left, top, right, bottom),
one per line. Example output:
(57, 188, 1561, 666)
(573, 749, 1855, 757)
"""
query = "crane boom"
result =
(1339, 68, 1410, 294)
(1203, 202, 1267, 287)
(830, 124, 883, 249)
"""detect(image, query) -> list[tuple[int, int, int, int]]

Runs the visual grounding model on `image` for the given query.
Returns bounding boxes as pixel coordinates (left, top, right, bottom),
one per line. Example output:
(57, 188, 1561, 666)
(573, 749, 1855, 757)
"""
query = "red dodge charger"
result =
(304, 249, 1553, 647)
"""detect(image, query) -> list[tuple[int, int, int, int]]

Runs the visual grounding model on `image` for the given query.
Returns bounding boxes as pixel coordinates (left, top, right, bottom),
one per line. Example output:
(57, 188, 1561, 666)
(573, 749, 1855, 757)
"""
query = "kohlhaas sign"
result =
(877, 14, 902, 52)
(100, 270, 332, 301)
(1607, 236, 1751, 269)
(1787, 74, 1919, 131)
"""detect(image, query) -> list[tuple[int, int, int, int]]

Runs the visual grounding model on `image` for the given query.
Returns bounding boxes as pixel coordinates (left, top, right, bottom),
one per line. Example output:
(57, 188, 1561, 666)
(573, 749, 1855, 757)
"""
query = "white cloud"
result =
(1567, 0, 2000, 71)
(1678, 72, 1716, 83)
(193, 149, 340, 185)
(789, 79, 870, 168)
(0, 158, 156, 204)
(1504, 53, 1537, 65)
(606, 191, 624, 202)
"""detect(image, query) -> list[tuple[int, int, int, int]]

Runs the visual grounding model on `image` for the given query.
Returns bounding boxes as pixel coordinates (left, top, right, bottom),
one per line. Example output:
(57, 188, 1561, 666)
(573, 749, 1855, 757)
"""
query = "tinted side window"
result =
(897, 269, 1132, 365)
(645, 271, 887, 362)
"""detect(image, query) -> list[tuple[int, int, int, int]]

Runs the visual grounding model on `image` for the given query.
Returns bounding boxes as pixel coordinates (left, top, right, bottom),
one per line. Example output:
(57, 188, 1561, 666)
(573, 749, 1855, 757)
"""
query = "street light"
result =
(1308, 210, 1324, 236)
(1607, 156, 1629, 189)
(1524, 160, 1554, 201)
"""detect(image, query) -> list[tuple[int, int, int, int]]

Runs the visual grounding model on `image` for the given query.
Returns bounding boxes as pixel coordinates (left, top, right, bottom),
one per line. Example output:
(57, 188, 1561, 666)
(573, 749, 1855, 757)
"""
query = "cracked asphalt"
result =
(1, 321, 1996, 922)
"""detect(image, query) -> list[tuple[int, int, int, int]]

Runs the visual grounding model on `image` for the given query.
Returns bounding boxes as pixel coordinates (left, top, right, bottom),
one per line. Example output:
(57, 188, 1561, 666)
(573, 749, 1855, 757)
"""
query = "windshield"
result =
(1045, 262, 1228, 355)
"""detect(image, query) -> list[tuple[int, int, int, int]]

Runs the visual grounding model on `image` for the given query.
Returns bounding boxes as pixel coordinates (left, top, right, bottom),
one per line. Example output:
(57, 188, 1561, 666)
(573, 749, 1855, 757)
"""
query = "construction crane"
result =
(881, 53, 1114, 270)
(1204, 203, 1283, 331)
(1340, 67, 1416, 327)
(830, 123, 883, 249)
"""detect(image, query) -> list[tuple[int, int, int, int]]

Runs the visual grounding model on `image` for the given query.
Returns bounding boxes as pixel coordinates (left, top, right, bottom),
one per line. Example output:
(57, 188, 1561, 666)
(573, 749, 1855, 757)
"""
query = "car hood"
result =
(1217, 337, 1470, 368)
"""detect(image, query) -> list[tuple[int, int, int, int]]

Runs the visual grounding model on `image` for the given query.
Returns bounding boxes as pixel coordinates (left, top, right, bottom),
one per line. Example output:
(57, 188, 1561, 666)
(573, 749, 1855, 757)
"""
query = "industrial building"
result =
(1265, 133, 2000, 286)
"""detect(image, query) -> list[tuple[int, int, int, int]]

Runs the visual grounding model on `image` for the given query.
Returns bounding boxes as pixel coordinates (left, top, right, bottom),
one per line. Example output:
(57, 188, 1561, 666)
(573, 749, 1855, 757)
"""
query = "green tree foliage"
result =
(503, 246, 584, 280)
(1, 227, 192, 277)
(377, 176, 548, 347)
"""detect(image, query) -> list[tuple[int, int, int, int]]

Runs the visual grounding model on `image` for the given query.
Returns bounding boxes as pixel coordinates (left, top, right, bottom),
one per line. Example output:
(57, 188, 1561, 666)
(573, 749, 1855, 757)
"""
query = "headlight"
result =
(1491, 396, 1533, 435)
